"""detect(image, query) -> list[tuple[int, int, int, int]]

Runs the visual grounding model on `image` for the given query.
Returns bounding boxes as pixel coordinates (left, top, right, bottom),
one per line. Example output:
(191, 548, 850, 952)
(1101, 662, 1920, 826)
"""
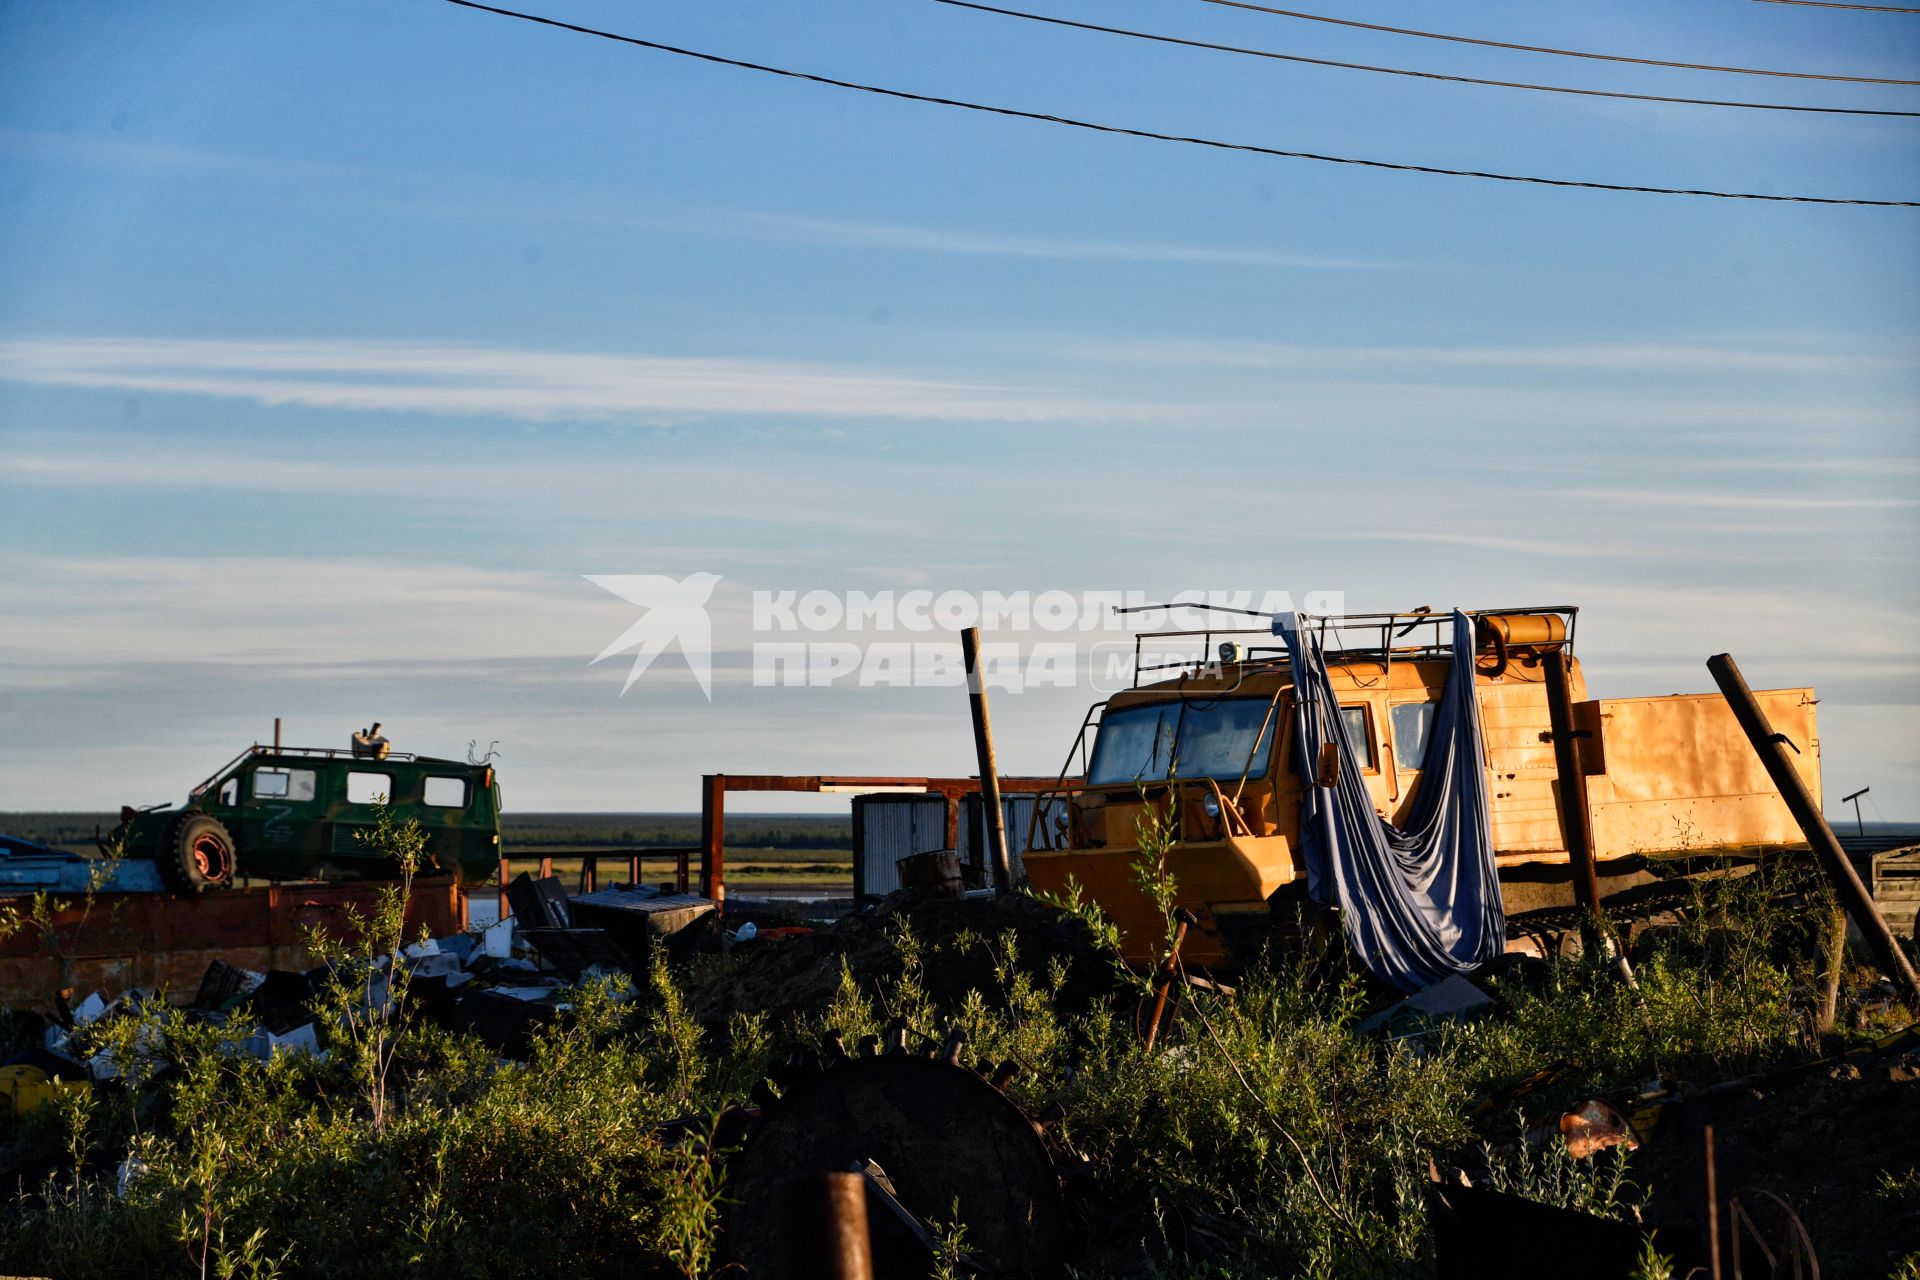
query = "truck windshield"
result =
(1086, 698, 1276, 786)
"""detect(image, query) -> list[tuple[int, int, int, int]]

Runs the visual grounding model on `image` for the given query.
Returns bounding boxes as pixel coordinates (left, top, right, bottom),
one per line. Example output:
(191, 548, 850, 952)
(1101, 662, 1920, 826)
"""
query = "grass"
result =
(0, 809, 1905, 1278)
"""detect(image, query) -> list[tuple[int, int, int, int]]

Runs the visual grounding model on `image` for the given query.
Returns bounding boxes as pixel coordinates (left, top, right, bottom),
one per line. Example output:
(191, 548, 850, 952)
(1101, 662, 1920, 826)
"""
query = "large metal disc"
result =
(728, 1055, 1063, 1278)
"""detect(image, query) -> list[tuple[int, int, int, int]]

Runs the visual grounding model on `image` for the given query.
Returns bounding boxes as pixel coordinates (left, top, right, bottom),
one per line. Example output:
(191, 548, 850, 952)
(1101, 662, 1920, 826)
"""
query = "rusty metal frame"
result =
(692, 773, 1060, 911)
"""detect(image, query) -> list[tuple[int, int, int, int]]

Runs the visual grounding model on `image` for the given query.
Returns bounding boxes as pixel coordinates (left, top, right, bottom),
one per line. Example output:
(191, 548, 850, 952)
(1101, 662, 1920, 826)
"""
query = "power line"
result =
(1200, 0, 1920, 85)
(932, 0, 1918, 117)
(1753, 0, 1920, 10)
(440, 0, 1920, 206)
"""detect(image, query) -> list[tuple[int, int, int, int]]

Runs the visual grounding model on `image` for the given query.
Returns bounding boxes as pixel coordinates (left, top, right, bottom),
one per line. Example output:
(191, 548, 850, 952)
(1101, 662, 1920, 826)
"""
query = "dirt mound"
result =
(689, 891, 1121, 1027)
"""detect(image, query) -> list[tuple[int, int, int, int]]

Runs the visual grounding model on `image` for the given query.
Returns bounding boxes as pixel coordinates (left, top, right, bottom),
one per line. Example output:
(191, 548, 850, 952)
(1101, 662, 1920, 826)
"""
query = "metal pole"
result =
(700, 773, 726, 910)
(1144, 907, 1196, 1051)
(1843, 786, 1870, 839)
(1708, 653, 1920, 1010)
(962, 628, 1013, 896)
(1543, 651, 1634, 984)
(777, 1172, 874, 1280)
(1542, 652, 1603, 937)
(273, 717, 281, 752)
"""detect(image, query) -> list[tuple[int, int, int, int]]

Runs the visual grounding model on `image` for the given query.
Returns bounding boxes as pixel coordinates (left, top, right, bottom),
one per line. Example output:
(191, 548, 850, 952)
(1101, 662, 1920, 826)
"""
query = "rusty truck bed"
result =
(0, 877, 466, 1011)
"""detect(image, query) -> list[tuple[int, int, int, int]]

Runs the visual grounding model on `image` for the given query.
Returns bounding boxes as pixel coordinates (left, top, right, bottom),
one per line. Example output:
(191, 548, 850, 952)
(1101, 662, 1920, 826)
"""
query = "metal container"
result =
(851, 794, 950, 904)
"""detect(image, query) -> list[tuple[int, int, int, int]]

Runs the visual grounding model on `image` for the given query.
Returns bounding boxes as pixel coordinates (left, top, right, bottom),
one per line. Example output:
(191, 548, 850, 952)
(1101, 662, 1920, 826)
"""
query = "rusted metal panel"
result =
(0, 877, 465, 1011)
(1587, 689, 1819, 856)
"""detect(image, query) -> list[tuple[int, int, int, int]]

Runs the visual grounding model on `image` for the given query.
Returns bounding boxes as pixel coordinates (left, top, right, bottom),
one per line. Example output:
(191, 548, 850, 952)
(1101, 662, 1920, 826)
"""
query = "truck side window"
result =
(423, 777, 468, 808)
(347, 772, 391, 805)
(1390, 702, 1438, 771)
(253, 768, 316, 801)
(219, 777, 240, 805)
(1339, 706, 1375, 769)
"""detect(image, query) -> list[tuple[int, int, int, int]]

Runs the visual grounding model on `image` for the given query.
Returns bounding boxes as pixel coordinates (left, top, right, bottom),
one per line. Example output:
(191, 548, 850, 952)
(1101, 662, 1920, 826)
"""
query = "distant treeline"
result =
(503, 813, 852, 851)
(0, 813, 114, 851)
(0, 812, 855, 855)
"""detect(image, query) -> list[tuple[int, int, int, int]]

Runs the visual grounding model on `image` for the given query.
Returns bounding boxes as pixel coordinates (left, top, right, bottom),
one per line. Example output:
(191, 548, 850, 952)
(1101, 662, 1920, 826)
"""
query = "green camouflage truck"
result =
(108, 738, 503, 893)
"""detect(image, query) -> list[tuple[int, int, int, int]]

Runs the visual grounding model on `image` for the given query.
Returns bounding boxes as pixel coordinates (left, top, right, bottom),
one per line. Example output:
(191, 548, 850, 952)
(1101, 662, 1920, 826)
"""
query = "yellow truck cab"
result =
(1021, 607, 1820, 967)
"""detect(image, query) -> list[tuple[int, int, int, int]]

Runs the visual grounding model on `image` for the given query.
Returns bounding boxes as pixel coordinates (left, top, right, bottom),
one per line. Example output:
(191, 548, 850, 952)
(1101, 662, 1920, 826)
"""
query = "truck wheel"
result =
(158, 813, 236, 893)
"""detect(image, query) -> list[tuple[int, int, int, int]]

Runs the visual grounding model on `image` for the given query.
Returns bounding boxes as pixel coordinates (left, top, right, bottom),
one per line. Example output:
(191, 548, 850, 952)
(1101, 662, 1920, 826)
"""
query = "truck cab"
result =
(1021, 608, 1821, 966)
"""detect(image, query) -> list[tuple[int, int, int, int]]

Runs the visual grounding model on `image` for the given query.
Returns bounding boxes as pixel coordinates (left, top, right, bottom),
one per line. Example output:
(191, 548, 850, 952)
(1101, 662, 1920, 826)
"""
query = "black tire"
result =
(157, 812, 236, 894)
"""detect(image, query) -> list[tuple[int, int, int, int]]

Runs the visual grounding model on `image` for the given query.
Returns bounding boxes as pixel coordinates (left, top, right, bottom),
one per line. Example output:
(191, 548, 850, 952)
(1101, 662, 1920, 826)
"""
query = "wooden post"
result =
(962, 628, 1013, 896)
(700, 773, 727, 910)
(1704, 1124, 1722, 1280)
(1709, 653, 1920, 1010)
(1543, 654, 1604, 942)
(777, 1172, 873, 1280)
(496, 854, 510, 924)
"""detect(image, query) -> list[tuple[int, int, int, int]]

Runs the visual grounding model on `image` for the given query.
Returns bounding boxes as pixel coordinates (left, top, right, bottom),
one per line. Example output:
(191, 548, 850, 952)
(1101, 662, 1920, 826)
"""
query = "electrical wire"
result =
(932, 0, 1919, 117)
(1753, 0, 1920, 11)
(441, 0, 1920, 206)
(1199, 0, 1920, 85)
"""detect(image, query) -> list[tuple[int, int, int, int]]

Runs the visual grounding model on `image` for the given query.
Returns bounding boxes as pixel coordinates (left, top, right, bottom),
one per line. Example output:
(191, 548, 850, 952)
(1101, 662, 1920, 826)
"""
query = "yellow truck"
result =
(1020, 607, 1820, 967)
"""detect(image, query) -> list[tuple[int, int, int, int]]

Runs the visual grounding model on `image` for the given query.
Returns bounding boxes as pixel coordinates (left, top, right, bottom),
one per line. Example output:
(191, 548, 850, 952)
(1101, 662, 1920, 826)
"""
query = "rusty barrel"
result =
(896, 849, 964, 898)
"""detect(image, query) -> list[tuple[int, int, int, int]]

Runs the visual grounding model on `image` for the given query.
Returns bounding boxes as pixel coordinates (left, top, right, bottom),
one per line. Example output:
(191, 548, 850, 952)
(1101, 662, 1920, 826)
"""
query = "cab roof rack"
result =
(1112, 604, 1578, 689)
(186, 744, 475, 797)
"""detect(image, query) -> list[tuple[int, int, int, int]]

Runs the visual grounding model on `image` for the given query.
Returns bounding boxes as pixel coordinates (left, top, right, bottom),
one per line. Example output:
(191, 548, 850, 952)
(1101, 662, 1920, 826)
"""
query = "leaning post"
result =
(1708, 653, 1920, 1011)
(962, 628, 1014, 896)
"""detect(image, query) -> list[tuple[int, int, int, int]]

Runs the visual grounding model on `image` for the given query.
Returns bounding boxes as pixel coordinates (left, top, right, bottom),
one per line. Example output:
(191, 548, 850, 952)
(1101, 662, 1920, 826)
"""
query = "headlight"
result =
(1202, 793, 1221, 819)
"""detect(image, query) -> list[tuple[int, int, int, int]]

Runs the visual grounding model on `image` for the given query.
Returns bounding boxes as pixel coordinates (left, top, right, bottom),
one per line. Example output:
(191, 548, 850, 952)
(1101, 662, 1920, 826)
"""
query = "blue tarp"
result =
(1273, 610, 1505, 992)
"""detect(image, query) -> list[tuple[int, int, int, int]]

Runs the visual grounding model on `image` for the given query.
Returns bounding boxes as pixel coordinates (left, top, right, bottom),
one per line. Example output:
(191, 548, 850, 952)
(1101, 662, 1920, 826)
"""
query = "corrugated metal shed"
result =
(851, 794, 951, 904)
(957, 791, 1070, 888)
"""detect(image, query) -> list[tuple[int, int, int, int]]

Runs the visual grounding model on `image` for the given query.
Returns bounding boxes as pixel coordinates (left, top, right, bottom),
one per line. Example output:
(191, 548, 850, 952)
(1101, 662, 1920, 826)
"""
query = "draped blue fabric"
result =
(1273, 610, 1505, 992)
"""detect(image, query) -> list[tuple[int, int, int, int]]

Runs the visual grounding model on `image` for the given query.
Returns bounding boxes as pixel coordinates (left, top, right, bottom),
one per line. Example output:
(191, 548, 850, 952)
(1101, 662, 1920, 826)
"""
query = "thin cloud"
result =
(726, 210, 1390, 270)
(1553, 486, 1919, 511)
(0, 445, 922, 537)
(1040, 335, 1919, 377)
(0, 336, 1163, 425)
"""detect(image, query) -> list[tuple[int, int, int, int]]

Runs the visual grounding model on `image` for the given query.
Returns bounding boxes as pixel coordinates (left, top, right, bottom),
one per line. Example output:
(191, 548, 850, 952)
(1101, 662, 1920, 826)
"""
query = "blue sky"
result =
(1, 0, 1916, 817)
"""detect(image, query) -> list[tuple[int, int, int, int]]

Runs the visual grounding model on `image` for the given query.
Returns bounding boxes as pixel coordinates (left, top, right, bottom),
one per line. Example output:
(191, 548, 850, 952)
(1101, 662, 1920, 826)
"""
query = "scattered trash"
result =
(1355, 973, 1496, 1039)
(115, 1154, 149, 1199)
(241, 1022, 322, 1062)
(478, 916, 514, 959)
(504, 873, 573, 930)
(568, 884, 716, 965)
(0, 1060, 86, 1117)
(1530, 1098, 1640, 1159)
(68, 991, 109, 1028)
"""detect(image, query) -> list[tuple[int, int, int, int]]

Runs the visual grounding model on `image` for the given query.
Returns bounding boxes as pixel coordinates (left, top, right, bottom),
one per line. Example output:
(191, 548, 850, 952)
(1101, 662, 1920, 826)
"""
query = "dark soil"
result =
(690, 890, 1121, 1028)
(1633, 1037, 1920, 1279)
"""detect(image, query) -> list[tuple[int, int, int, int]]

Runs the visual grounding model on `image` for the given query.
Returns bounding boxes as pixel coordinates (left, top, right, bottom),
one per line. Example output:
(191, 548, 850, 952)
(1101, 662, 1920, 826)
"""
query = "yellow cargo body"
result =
(1021, 608, 1818, 966)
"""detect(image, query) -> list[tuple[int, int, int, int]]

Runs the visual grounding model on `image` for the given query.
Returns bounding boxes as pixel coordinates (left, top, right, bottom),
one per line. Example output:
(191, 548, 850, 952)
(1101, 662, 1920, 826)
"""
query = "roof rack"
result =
(186, 744, 472, 797)
(1113, 604, 1578, 689)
